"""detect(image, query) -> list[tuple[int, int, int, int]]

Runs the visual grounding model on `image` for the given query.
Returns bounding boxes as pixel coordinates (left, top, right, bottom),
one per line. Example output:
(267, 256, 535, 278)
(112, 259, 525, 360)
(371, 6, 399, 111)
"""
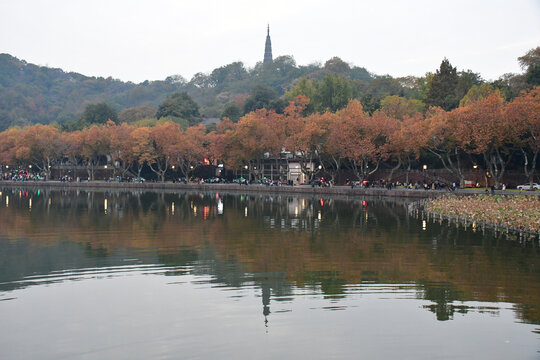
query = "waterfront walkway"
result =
(1, 180, 538, 199)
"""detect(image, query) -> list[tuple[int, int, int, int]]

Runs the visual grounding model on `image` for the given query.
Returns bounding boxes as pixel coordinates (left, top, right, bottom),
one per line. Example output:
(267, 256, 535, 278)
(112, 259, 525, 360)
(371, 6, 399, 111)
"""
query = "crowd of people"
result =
(1, 170, 44, 181)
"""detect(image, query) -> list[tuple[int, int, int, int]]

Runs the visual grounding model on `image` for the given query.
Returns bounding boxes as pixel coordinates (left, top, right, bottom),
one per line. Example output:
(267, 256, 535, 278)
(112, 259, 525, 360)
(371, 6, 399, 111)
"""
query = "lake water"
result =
(0, 187, 539, 359)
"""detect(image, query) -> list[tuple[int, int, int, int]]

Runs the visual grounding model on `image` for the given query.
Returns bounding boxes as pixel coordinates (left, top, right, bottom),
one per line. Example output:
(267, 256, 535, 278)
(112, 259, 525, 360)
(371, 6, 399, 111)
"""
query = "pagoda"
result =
(263, 25, 273, 63)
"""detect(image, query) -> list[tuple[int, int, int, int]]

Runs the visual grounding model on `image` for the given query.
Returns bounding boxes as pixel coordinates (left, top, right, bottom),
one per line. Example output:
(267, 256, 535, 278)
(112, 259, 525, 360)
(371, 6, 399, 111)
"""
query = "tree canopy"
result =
(156, 92, 201, 126)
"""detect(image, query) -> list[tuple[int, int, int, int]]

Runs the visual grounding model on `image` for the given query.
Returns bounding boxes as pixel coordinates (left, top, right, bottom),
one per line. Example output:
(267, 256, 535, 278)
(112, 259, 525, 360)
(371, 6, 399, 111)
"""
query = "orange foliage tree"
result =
(233, 109, 275, 180)
(169, 124, 207, 181)
(283, 97, 322, 182)
(18, 125, 65, 179)
(130, 127, 154, 180)
(424, 107, 469, 187)
(506, 86, 540, 187)
(337, 100, 390, 182)
(458, 93, 511, 188)
(387, 113, 426, 183)
(79, 125, 111, 181)
(148, 122, 181, 182)
(107, 122, 136, 178)
(0, 127, 22, 170)
(207, 118, 240, 172)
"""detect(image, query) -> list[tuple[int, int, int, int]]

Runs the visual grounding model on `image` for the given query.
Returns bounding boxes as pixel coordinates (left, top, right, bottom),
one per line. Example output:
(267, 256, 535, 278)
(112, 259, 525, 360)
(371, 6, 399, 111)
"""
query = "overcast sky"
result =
(1, 0, 539, 84)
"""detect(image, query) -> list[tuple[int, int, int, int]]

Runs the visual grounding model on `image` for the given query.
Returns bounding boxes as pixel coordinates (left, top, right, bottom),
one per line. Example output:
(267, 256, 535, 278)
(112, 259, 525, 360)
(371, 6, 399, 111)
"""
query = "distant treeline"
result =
(0, 86, 537, 187)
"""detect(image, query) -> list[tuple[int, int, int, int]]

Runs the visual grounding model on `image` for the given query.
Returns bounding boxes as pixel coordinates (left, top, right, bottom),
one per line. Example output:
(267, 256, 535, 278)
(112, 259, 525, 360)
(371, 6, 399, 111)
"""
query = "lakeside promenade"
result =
(1, 180, 538, 198)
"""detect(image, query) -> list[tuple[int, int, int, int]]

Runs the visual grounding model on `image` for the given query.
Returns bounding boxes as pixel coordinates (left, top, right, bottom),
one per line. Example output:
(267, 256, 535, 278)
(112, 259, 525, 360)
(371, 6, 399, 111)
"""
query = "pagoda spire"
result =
(263, 24, 273, 63)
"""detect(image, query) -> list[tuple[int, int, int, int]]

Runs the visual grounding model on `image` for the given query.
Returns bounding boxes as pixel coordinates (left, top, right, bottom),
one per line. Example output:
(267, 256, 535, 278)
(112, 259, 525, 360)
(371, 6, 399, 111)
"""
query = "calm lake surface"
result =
(0, 187, 539, 359)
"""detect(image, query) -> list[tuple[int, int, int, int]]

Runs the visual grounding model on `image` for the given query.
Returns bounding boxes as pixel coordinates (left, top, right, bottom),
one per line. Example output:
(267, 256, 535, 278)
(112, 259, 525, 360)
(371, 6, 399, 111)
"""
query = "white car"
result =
(517, 183, 540, 190)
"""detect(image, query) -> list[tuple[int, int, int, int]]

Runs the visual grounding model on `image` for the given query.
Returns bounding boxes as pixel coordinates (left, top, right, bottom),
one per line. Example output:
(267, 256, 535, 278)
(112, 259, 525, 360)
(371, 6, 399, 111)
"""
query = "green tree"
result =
(156, 92, 201, 126)
(516, 45, 540, 87)
(66, 103, 118, 130)
(525, 64, 540, 86)
(285, 77, 316, 114)
(459, 83, 499, 107)
(360, 93, 380, 115)
(426, 58, 459, 110)
(518, 46, 540, 72)
(380, 95, 424, 119)
(314, 74, 355, 112)
(323, 57, 350, 75)
(243, 85, 278, 113)
(118, 105, 156, 123)
(456, 70, 483, 102)
(221, 102, 242, 122)
(210, 62, 248, 88)
(81, 103, 118, 124)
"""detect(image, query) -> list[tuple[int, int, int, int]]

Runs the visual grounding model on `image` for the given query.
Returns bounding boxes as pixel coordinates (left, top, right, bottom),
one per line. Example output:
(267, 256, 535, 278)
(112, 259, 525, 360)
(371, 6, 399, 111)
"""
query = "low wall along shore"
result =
(0, 180, 447, 198)
(2, 180, 539, 199)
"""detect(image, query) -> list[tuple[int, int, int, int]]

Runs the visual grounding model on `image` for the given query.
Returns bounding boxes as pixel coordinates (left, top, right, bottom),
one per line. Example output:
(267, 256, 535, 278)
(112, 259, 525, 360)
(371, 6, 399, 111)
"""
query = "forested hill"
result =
(0, 53, 184, 129)
(0, 53, 373, 130)
(1, 48, 536, 131)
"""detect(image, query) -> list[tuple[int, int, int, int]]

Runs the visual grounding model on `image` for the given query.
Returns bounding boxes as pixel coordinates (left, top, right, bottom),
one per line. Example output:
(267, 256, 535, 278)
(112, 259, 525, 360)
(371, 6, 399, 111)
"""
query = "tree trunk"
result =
(428, 148, 465, 187)
(405, 156, 412, 185)
(484, 148, 512, 189)
(521, 147, 538, 189)
(149, 158, 168, 182)
(387, 157, 402, 182)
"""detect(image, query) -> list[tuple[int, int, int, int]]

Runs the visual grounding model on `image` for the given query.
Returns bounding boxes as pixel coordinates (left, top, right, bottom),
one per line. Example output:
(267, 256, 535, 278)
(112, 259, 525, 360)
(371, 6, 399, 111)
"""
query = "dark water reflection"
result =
(0, 187, 539, 359)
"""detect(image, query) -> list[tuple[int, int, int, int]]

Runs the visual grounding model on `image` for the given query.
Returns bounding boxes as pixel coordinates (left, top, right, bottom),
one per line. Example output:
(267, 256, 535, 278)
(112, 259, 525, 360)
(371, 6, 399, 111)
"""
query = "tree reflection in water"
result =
(0, 187, 538, 325)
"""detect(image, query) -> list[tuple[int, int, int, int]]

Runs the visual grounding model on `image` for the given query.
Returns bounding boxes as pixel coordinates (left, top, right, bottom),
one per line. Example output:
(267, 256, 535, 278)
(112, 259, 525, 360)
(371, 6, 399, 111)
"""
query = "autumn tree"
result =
(148, 122, 181, 181)
(317, 111, 342, 182)
(0, 127, 22, 168)
(63, 131, 84, 177)
(424, 107, 469, 187)
(18, 124, 64, 179)
(506, 86, 540, 187)
(282, 97, 324, 182)
(457, 93, 512, 188)
(170, 124, 207, 181)
(207, 117, 239, 172)
(79, 125, 110, 180)
(336, 100, 390, 182)
(107, 122, 136, 177)
(130, 127, 154, 179)
(399, 114, 427, 183)
(233, 109, 275, 180)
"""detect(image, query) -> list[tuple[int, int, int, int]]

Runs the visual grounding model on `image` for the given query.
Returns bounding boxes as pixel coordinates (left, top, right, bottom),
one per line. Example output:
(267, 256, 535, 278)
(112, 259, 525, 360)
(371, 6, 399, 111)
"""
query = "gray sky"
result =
(1, 0, 539, 83)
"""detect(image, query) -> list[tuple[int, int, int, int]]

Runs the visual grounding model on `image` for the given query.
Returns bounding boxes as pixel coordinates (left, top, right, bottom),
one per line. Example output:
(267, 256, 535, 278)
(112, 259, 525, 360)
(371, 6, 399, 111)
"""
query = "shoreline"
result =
(1, 180, 539, 198)
(4, 180, 539, 239)
(0, 180, 445, 198)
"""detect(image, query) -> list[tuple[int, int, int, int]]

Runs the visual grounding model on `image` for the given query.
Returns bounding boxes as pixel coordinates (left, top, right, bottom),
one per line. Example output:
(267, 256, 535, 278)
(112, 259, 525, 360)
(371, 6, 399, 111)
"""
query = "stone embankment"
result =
(1, 180, 448, 198)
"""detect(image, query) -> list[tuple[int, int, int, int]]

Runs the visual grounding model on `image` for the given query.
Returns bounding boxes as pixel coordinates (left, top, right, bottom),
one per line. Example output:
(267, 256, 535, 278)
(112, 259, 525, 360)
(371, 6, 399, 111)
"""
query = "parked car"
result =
(517, 183, 540, 190)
